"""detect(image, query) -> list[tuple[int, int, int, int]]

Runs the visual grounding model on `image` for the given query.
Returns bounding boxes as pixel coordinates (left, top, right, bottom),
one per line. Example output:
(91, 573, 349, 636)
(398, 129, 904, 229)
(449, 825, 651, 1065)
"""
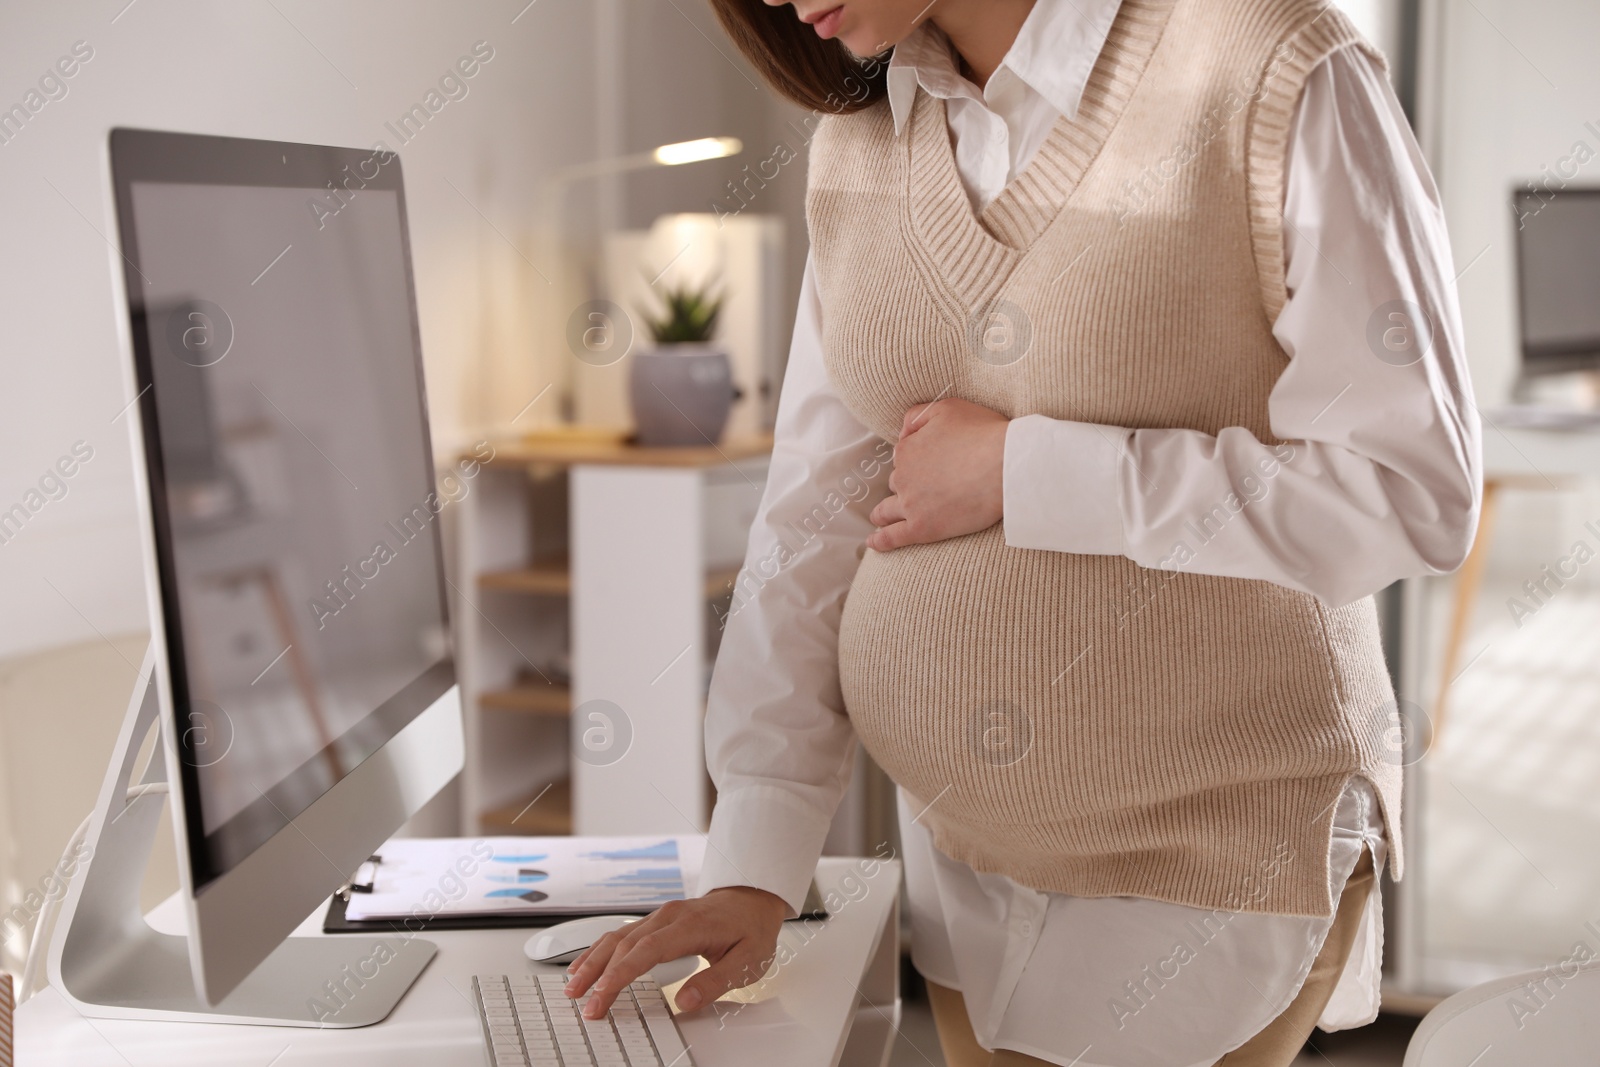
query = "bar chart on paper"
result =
(581, 840, 687, 906)
(343, 835, 709, 921)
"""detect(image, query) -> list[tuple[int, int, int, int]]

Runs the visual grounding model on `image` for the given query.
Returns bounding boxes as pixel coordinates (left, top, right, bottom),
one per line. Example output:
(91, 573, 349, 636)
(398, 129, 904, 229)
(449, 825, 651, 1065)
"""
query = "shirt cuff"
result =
(696, 783, 837, 918)
(1002, 414, 1129, 555)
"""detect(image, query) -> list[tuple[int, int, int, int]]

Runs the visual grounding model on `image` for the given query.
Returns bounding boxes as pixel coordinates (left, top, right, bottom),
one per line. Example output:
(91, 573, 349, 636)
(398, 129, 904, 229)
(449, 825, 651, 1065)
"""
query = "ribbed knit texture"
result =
(0, 970, 11, 1067)
(808, 0, 1402, 917)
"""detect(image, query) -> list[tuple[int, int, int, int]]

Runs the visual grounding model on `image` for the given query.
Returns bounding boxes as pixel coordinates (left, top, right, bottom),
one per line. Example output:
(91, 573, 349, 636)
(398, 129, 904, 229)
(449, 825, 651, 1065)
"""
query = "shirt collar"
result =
(885, 0, 1124, 135)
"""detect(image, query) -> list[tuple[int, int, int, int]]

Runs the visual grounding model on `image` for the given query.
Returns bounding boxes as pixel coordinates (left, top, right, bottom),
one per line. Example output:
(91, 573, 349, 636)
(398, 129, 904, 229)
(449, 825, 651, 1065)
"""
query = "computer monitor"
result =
(47, 128, 463, 1026)
(1514, 186, 1600, 379)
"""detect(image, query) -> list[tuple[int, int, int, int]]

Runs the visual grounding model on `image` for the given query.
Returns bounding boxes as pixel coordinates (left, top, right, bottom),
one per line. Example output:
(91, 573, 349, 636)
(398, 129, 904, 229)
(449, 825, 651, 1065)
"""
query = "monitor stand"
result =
(47, 652, 437, 1027)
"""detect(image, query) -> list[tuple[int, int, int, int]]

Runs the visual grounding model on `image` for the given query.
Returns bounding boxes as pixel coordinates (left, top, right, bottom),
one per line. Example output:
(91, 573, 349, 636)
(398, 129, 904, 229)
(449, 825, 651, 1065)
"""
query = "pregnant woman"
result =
(567, 0, 1480, 1063)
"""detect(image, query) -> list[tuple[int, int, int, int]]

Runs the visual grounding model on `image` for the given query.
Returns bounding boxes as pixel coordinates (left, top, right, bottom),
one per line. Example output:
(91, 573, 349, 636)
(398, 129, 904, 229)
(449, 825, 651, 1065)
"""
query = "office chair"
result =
(1404, 957, 1600, 1065)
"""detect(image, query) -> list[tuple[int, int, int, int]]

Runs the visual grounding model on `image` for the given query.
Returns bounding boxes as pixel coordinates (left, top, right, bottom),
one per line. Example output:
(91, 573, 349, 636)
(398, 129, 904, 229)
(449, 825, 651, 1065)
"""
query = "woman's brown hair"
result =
(706, 0, 889, 114)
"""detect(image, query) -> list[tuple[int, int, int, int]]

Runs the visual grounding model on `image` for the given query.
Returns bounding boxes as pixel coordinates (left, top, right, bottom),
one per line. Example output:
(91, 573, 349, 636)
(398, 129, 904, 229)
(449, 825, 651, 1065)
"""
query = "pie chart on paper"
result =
(486, 888, 551, 902)
(486, 869, 550, 885)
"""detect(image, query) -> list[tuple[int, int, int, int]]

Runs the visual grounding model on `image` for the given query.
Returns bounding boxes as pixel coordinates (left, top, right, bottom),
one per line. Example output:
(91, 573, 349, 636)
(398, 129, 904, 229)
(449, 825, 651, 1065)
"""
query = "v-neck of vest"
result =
(903, 0, 1177, 312)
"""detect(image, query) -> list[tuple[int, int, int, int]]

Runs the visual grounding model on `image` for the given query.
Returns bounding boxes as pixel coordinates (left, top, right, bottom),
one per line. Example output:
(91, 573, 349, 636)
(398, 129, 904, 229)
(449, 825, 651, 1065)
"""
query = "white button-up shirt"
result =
(697, 1, 1477, 1063)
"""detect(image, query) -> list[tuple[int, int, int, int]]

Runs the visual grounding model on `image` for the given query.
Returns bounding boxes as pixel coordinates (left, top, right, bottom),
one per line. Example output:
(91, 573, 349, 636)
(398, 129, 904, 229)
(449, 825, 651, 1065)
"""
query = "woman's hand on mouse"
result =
(563, 885, 789, 1020)
(867, 397, 1008, 551)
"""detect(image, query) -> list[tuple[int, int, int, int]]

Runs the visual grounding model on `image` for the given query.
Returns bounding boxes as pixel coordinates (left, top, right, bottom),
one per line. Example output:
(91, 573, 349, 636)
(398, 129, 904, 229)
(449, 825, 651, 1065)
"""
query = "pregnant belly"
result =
(836, 525, 1358, 834)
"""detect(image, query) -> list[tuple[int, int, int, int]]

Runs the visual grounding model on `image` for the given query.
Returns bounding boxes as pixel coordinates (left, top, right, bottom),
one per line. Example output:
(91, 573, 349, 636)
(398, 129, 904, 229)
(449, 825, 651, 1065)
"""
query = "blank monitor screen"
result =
(1515, 188, 1600, 373)
(111, 130, 453, 889)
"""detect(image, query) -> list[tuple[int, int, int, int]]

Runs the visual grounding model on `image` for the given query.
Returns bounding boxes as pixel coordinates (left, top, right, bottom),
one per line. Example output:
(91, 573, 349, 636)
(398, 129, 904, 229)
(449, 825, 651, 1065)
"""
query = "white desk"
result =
(18, 855, 902, 1067)
(1479, 419, 1600, 478)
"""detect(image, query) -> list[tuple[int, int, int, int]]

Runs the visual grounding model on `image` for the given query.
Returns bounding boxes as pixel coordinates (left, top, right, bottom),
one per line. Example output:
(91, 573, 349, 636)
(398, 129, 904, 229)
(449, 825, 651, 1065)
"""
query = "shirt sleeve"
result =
(1000, 44, 1483, 608)
(695, 251, 892, 916)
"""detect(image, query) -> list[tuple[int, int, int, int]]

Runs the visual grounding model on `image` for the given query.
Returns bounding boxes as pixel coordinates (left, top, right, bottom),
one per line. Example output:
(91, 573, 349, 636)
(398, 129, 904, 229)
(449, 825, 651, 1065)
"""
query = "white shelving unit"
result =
(453, 436, 770, 838)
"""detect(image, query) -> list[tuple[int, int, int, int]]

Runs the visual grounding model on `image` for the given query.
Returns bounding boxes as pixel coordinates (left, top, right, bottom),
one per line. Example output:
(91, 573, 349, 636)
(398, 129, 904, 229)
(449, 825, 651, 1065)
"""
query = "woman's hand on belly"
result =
(866, 397, 1008, 551)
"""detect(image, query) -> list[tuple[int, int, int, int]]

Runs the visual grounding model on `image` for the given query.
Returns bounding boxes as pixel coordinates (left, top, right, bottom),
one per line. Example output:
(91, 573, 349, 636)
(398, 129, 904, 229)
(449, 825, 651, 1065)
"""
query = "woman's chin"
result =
(837, 25, 894, 60)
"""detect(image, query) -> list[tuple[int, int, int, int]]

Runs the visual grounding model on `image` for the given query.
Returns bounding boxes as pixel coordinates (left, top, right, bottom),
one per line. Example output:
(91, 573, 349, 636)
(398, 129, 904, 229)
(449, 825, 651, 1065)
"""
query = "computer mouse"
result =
(525, 915, 702, 987)
(525, 915, 639, 965)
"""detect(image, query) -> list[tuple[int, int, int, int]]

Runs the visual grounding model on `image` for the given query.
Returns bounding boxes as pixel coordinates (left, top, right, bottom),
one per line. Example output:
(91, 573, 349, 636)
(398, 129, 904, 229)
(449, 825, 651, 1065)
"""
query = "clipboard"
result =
(321, 855, 830, 934)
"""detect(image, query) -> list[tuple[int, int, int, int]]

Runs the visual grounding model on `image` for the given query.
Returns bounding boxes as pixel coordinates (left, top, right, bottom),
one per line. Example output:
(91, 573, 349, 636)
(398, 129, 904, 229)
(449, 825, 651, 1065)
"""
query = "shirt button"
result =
(1019, 920, 1033, 937)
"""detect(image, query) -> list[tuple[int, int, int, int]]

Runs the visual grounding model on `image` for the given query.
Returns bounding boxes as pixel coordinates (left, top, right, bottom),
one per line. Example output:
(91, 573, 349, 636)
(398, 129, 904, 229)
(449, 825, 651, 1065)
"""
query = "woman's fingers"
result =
(866, 519, 917, 552)
(870, 494, 907, 528)
(576, 906, 708, 1019)
(568, 930, 654, 1018)
(673, 942, 774, 1012)
(563, 926, 632, 996)
(559, 888, 788, 1020)
(901, 401, 939, 436)
(868, 495, 920, 549)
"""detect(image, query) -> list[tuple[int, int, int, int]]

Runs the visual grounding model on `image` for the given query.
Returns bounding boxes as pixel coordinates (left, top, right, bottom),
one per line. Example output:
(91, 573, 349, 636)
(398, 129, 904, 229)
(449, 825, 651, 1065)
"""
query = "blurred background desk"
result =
(1429, 421, 1600, 736)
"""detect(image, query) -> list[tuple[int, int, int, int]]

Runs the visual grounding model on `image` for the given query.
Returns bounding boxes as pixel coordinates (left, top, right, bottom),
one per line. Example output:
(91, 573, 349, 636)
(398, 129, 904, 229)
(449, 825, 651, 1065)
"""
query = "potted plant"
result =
(629, 278, 735, 446)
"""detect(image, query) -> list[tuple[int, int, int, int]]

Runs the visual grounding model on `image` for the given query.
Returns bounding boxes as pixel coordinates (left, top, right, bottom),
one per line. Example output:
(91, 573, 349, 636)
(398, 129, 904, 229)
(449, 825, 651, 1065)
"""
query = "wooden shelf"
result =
(459, 429, 771, 840)
(478, 559, 571, 596)
(480, 433, 772, 470)
(480, 558, 740, 601)
(480, 684, 571, 716)
(481, 777, 572, 835)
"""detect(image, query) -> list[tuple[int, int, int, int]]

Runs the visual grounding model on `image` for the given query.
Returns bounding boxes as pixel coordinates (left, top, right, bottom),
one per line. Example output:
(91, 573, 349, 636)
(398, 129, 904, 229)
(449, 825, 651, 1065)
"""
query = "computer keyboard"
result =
(472, 973, 696, 1066)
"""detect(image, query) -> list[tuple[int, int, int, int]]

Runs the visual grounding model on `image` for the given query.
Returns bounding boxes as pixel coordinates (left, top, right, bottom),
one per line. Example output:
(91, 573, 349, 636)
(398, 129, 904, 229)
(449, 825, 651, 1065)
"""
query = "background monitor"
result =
(1514, 186, 1600, 378)
(95, 127, 463, 1011)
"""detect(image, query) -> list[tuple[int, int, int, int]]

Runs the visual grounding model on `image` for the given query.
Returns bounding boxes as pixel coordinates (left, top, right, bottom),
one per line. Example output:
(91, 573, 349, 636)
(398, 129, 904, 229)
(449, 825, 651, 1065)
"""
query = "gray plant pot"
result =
(628, 344, 733, 446)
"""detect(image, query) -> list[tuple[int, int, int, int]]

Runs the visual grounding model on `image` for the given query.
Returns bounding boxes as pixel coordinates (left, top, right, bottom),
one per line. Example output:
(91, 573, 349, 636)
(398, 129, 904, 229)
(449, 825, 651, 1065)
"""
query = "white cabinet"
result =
(453, 436, 770, 837)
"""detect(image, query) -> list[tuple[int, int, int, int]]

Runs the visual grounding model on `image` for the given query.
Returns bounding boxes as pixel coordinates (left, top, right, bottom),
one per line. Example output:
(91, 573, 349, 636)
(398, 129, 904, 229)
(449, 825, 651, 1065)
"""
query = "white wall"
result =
(0, 0, 801, 664)
(1419, 0, 1600, 405)
(2, 0, 1447, 686)
(1334, 0, 1405, 64)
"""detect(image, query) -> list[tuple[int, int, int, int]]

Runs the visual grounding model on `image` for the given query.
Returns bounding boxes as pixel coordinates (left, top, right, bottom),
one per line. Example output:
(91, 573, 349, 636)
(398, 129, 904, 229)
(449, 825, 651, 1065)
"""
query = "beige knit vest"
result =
(810, 0, 1404, 917)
